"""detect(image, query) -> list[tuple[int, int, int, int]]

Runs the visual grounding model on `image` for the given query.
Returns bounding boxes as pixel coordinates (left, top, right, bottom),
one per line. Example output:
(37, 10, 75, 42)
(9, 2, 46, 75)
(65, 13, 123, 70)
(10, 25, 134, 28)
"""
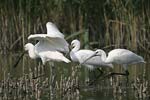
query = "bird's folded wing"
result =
(75, 50, 95, 64)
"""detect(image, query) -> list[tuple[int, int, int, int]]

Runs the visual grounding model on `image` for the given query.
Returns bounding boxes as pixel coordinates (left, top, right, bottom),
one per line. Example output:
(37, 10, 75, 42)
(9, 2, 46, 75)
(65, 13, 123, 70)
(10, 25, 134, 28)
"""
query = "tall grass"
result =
(0, 0, 149, 53)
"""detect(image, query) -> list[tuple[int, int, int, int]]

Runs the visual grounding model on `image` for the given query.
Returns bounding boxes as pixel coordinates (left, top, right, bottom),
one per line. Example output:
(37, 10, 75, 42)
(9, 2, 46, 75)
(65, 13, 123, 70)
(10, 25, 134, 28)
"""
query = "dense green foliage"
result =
(0, 0, 149, 53)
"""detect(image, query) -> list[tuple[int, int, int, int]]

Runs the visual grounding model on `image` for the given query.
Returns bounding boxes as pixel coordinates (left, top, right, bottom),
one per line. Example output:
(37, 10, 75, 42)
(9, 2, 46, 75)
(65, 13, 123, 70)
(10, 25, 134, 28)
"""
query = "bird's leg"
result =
(88, 68, 104, 86)
(94, 68, 104, 79)
(125, 70, 129, 84)
(123, 65, 129, 83)
(92, 70, 97, 79)
(108, 72, 127, 76)
(103, 72, 127, 79)
(102, 70, 130, 84)
(97, 68, 104, 76)
(42, 64, 46, 75)
(50, 62, 56, 99)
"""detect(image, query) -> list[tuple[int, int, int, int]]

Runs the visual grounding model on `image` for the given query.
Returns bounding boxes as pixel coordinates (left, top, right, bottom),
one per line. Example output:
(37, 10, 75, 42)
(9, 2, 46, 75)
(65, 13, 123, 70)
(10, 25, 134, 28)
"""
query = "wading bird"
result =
(13, 22, 70, 80)
(83, 49, 145, 80)
(70, 39, 113, 85)
(70, 39, 113, 70)
(23, 22, 71, 79)
(24, 42, 70, 65)
(25, 22, 70, 64)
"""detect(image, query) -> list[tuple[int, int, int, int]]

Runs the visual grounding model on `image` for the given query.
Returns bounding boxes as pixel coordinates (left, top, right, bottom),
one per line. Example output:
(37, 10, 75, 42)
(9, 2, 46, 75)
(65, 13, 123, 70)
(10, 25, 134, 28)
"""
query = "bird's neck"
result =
(101, 51, 107, 62)
(70, 45, 80, 62)
(28, 46, 37, 59)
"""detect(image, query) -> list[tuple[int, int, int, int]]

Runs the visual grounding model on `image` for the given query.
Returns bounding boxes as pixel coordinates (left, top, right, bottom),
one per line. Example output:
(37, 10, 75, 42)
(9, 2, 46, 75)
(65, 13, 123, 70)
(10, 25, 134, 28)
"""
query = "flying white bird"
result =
(24, 22, 70, 66)
(70, 39, 113, 70)
(84, 49, 145, 77)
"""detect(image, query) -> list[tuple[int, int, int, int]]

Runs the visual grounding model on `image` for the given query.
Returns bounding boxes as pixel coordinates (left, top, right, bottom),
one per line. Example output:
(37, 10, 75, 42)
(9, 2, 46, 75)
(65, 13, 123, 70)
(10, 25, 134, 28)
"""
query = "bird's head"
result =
(94, 49, 104, 56)
(81, 49, 106, 64)
(24, 43, 34, 51)
(95, 49, 107, 62)
(70, 39, 80, 49)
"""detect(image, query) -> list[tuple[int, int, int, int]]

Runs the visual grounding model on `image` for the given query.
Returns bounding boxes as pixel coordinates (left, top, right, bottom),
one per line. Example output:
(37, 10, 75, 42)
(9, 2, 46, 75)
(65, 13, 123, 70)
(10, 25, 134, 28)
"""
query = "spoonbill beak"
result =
(13, 50, 26, 68)
(81, 51, 98, 64)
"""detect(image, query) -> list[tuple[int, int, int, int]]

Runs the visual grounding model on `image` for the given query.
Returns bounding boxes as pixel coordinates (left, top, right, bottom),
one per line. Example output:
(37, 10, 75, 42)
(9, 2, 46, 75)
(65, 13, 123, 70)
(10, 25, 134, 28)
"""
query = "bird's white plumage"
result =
(94, 48, 145, 71)
(24, 22, 70, 65)
(105, 49, 145, 65)
(46, 22, 64, 38)
(70, 39, 113, 70)
(24, 43, 70, 64)
(37, 50, 70, 64)
(28, 34, 69, 53)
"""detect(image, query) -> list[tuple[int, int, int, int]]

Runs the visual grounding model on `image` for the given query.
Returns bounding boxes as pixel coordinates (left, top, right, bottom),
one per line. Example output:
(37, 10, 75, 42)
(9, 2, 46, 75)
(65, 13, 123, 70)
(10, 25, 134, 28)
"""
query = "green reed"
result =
(0, 0, 149, 53)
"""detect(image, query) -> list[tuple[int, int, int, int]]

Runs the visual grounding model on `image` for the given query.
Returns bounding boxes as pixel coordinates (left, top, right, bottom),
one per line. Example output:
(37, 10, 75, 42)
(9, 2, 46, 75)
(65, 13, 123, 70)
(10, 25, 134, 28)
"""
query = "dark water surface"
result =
(0, 52, 150, 100)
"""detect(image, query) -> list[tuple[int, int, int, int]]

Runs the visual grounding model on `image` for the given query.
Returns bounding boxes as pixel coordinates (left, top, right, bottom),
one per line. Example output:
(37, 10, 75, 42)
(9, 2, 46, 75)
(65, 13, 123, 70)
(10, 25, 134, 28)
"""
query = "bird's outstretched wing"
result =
(46, 22, 64, 38)
(28, 34, 47, 40)
(46, 36, 69, 53)
(28, 34, 69, 53)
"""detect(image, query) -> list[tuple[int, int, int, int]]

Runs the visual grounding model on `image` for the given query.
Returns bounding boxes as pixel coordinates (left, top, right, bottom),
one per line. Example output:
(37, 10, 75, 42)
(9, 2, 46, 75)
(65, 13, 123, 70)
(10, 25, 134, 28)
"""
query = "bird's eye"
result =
(96, 51, 99, 54)
(95, 50, 102, 56)
(72, 43, 75, 46)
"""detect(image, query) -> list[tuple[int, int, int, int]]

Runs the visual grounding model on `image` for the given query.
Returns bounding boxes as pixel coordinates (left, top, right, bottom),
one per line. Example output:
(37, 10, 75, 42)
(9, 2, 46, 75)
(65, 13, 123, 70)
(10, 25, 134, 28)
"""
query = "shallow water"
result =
(0, 52, 150, 100)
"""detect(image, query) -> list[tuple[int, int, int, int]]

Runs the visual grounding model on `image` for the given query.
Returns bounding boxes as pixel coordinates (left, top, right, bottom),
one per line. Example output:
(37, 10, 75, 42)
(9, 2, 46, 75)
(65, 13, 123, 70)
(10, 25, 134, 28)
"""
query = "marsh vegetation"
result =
(0, 54, 150, 100)
(0, 0, 150, 99)
(0, 0, 149, 52)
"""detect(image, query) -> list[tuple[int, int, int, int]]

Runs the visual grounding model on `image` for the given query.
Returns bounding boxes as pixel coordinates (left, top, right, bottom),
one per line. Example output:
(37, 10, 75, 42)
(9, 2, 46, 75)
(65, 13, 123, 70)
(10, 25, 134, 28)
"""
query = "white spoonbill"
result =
(24, 42, 70, 65)
(84, 49, 145, 77)
(14, 22, 70, 77)
(70, 39, 113, 70)
(25, 22, 70, 65)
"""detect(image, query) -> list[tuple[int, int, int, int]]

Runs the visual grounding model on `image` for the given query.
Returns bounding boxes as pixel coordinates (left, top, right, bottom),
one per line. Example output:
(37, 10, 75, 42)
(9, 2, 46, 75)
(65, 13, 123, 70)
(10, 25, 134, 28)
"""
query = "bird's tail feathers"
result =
(142, 61, 146, 64)
(63, 57, 71, 63)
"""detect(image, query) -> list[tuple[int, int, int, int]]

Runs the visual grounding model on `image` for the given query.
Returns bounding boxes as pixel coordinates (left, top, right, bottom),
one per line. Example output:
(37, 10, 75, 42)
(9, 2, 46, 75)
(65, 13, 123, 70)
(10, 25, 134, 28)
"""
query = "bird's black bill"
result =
(13, 51, 26, 68)
(81, 52, 97, 64)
